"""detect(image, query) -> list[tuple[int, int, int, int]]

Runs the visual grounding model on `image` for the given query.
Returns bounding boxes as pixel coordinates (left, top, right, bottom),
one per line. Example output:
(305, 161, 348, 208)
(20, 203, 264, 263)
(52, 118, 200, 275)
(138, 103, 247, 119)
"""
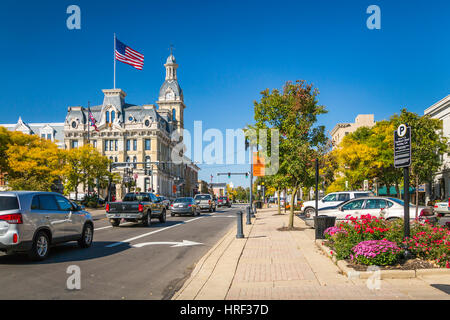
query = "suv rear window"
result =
(195, 195, 211, 200)
(0, 196, 19, 211)
(354, 193, 372, 198)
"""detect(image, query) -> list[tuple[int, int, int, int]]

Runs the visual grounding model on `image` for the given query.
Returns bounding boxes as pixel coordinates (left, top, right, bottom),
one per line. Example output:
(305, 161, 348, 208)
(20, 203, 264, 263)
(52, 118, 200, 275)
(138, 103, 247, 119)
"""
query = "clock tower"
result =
(157, 52, 185, 131)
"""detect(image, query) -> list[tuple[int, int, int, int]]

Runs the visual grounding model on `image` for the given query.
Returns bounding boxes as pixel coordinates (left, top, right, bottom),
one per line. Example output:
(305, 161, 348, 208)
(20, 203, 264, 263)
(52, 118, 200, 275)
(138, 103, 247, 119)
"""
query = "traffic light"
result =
(245, 172, 249, 178)
(228, 172, 231, 178)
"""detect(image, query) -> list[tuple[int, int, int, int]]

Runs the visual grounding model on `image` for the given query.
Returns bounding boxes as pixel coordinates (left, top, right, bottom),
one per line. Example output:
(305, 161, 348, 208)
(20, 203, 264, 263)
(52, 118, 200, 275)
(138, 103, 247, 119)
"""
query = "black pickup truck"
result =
(106, 192, 167, 227)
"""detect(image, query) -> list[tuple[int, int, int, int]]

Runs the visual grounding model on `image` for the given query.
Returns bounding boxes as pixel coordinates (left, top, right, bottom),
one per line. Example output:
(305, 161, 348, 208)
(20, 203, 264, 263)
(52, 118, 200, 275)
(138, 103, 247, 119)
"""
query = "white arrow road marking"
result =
(95, 222, 133, 231)
(132, 240, 203, 248)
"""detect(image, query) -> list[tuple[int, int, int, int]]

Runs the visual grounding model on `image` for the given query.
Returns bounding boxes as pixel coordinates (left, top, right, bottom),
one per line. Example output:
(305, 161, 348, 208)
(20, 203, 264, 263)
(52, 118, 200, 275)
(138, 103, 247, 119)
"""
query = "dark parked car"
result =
(170, 197, 200, 216)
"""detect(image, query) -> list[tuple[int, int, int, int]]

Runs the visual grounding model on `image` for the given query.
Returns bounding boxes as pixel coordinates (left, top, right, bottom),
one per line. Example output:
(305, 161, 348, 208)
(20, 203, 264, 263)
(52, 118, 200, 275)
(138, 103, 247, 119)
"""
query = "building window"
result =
(109, 140, 113, 151)
(104, 140, 108, 151)
(133, 156, 137, 168)
(47, 134, 52, 140)
(115, 140, 118, 151)
(41, 134, 45, 139)
(126, 156, 130, 163)
(71, 140, 78, 149)
(111, 111, 115, 123)
(114, 157, 118, 162)
(133, 139, 137, 151)
(145, 139, 151, 150)
(144, 178, 150, 193)
(172, 109, 176, 121)
(106, 111, 110, 123)
(126, 139, 130, 151)
(93, 140, 97, 148)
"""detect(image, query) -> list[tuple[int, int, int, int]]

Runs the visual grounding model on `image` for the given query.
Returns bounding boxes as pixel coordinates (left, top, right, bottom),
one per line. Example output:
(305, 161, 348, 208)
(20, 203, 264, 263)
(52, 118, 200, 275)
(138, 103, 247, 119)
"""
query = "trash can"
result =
(313, 215, 336, 239)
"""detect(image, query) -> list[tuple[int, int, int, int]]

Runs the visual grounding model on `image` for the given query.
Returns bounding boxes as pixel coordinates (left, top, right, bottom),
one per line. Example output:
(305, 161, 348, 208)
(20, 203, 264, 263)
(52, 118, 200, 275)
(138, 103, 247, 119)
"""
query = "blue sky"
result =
(0, 0, 449, 187)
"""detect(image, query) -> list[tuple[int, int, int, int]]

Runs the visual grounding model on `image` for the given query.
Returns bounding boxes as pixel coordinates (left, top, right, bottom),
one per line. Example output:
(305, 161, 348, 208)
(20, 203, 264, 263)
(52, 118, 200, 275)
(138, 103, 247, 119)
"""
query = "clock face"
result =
(165, 90, 174, 100)
(129, 116, 134, 122)
(71, 121, 77, 129)
(145, 119, 150, 127)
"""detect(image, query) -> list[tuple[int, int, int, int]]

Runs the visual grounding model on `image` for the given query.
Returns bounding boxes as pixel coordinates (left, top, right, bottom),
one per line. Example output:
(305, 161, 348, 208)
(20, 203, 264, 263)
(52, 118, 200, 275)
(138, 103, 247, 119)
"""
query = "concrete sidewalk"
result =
(173, 208, 450, 300)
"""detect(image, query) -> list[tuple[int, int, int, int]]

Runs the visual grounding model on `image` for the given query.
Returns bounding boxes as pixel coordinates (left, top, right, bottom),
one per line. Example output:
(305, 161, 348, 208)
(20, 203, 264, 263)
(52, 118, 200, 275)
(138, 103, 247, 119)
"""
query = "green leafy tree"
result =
(249, 80, 328, 228)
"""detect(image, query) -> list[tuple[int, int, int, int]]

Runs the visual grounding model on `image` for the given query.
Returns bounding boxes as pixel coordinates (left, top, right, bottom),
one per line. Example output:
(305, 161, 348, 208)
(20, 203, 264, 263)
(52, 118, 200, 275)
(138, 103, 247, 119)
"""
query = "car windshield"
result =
(0, 196, 19, 211)
(174, 198, 192, 203)
(219, 197, 227, 200)
(195, 195, 211, 200)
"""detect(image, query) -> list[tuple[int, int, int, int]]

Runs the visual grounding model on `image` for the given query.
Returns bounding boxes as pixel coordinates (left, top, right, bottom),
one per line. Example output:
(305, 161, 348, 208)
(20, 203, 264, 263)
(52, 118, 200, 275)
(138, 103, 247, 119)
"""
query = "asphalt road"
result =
(0, 205, 245, 300)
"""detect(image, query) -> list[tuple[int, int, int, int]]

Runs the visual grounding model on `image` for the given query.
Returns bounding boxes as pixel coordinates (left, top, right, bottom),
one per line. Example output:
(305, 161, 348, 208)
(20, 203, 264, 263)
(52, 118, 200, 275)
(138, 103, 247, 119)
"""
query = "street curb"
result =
(172, 216, 255, 300)
(315, 240, 450, 279)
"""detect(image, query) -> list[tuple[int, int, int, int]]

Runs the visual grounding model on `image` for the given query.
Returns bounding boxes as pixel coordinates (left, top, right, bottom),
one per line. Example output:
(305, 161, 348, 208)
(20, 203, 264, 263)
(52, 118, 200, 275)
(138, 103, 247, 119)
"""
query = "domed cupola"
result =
(158, 53, 183, 102)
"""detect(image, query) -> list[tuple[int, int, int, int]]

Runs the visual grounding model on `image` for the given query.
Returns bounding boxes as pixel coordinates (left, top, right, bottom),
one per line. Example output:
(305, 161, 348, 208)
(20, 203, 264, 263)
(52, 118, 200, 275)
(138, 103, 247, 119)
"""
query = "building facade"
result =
(330, 114, 375, 148)
(63, 53, 198, 199)
(424, 95, 450, 202)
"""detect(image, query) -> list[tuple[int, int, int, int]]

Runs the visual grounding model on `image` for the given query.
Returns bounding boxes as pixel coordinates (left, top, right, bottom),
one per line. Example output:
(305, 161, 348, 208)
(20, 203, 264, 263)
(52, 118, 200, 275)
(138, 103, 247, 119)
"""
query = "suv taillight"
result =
(106, 203, 110, 212)
(138, 204, 144, 212)
(208, 200, 211, 204)
(0, 213, 23, 224)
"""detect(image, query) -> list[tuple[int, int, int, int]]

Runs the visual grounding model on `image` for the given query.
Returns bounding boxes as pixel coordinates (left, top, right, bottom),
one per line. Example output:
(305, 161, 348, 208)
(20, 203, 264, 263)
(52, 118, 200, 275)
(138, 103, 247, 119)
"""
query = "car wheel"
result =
(213, 206, 216, 212)
(209, 207, 213, 213)
(28, 231, 50, 261)
(78, 223, 94, 248)
(110, 219, 120, 227)
(142, 211, 152, 227)
(305, 207, 315, 216)
(159, 209, 167, 223)
(171, 211, 175, 217)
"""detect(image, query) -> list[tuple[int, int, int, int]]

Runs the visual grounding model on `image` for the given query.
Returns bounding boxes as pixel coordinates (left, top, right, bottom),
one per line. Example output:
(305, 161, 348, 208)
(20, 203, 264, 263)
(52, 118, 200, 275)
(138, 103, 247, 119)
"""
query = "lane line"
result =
(105, 223, 182, 248)
(104, 211, 234, 248)
(94, 222, 133, 231)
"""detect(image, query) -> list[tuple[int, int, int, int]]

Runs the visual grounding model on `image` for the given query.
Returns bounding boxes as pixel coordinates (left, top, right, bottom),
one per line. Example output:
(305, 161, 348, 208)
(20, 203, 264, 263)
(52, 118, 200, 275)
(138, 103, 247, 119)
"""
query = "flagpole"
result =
(87, 101, 90, 144)
(114, 33, 116, 89)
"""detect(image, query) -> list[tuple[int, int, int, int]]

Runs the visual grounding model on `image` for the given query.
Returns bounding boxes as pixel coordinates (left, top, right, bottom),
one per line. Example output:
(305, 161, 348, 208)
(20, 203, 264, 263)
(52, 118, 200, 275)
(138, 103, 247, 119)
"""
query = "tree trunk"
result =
(277, 188, 281, 214)
(288, 186, 298, 228)
(415, 175, 419, 217)
(395, 182, 401, 199)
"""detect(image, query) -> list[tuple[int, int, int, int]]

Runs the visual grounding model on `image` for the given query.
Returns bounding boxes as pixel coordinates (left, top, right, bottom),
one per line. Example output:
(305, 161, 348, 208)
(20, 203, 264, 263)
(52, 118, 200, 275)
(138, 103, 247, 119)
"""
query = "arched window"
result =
(106, 111, 110, 123)
(172, 108, 176, 121)
(111, 111, 115, 123)
(126, 156, 130, 162)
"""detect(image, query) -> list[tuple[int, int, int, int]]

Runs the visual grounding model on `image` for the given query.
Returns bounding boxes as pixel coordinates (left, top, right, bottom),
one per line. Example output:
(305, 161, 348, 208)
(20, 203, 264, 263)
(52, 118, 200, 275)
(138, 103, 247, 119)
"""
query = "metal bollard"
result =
(236, 210, 244, 238)
(246, 206, 252, 225)
(251, 206, 256, 218)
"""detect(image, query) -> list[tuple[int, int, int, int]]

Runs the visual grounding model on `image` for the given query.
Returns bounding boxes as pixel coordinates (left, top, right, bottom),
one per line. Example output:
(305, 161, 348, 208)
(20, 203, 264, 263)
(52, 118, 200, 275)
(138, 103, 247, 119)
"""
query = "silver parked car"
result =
(0, 191, 94, 261)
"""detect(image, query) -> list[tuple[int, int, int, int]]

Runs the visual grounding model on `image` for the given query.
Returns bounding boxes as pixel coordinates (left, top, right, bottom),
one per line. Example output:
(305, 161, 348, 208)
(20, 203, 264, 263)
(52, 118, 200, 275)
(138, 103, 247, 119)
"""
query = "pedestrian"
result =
(112, 195, 116, 202)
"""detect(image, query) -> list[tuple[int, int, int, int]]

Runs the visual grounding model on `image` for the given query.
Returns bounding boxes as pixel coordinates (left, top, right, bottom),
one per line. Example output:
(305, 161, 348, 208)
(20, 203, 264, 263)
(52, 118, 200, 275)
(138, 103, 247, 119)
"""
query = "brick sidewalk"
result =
(174, 208, 450, 300)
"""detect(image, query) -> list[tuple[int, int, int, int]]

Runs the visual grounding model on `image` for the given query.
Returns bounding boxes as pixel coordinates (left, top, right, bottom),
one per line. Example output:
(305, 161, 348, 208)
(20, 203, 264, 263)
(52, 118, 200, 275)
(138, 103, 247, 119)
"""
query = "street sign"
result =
(394, 124, 411, 168)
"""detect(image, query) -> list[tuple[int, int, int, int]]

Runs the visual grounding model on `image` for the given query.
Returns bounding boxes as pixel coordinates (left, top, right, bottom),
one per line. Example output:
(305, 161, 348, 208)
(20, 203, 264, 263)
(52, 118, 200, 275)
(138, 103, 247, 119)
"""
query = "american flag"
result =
(115, 38, 144, 70)
(88, 108, 99, 132)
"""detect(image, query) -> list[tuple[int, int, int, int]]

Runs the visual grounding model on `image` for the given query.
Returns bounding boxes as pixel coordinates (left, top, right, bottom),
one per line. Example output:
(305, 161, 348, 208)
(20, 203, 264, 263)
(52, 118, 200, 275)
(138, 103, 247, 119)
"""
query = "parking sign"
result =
(394, 124, 411, 168)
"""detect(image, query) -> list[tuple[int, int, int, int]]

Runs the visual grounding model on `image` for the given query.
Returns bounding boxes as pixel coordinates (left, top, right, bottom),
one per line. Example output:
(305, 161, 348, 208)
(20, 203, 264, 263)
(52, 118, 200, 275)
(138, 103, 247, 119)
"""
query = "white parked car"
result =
(433, 202, 450, 215)
(305, 197, 433, 223)
(300, 191, 374, 216)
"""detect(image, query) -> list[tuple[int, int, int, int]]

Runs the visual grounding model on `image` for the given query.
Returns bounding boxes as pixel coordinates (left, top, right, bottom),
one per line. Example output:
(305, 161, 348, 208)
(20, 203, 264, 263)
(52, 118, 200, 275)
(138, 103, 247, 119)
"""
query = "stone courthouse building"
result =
(63, 53, 199, 199)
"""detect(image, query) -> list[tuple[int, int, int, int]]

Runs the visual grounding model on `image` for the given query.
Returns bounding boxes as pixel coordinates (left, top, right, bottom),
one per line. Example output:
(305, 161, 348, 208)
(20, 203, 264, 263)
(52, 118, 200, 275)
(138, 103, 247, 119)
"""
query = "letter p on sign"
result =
(397, 124, 407, 137)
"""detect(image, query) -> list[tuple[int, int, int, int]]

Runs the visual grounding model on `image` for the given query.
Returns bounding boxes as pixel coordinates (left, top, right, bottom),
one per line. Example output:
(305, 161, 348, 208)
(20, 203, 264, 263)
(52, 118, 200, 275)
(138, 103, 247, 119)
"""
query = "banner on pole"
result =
(253, 152, 265, 177)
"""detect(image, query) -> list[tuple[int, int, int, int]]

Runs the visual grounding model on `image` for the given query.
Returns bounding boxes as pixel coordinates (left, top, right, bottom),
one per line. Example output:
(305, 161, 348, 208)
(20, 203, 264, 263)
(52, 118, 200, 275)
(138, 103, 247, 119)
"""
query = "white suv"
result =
(300, 191, 374, 217)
